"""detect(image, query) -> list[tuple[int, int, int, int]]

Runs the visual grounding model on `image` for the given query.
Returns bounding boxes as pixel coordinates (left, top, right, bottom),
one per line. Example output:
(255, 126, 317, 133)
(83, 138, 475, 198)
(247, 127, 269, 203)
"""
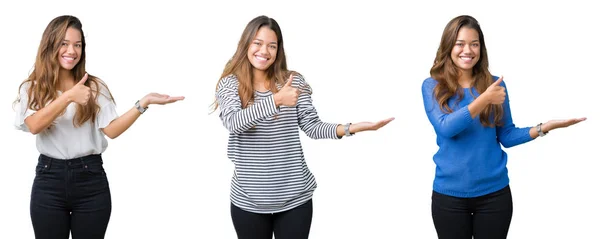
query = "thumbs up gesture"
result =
(483, 76, 506, 105)
(274, 74, 301, 107)
(67, 73, 92, 105)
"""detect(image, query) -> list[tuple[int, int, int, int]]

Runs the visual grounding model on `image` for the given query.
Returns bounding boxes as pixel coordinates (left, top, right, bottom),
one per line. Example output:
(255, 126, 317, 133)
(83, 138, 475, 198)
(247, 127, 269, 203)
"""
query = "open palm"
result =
(142, 93, 185, 106)
(545, 117, 587, 131)
(352, 117, 395, 132)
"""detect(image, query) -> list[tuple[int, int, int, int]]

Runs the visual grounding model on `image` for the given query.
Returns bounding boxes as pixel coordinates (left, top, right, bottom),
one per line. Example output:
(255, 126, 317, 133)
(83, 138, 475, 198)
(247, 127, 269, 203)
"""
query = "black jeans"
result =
(231, 199, 313, 239)
(30, 154, 112, 239)
(432, 185, 513, 239)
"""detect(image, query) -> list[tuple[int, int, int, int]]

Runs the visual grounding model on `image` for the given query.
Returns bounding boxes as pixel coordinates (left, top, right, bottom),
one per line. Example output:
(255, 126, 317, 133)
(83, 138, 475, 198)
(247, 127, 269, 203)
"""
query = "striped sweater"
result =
(216, 73, 340, 214)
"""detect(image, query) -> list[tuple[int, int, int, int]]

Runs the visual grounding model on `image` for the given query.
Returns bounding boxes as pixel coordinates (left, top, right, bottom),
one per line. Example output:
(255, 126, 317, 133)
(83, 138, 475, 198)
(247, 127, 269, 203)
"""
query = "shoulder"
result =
(491, 75, 506, 87)
(422, 77, 438, 90)
(93, 77, 111, 94)
(18, 80, 33, 94)
(218, 74, 239, 89)
(290, 71, 312, 94)
(88, 76, 115, 104)
(291, 71, 307, 84)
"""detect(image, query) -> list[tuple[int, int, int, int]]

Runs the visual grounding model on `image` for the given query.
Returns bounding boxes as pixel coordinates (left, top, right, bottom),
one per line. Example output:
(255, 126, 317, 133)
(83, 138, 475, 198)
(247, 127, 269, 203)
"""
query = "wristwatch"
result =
(135, 100, 148, 114)
(536, 123, 547, 137)
(344, 123, 354, 137)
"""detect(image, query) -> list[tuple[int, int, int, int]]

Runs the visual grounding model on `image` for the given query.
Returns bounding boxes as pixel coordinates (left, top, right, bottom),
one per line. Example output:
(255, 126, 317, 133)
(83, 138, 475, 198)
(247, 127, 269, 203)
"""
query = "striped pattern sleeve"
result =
(294, 75, 340, 139)
(216, 75, 279, 134)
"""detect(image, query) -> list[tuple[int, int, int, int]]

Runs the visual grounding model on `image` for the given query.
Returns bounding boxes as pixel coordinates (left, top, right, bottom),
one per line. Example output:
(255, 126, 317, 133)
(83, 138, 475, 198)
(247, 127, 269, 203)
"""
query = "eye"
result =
(75, 44, 82, 48)
(61, 42, 68, 46)
(472, 43, 479, 47)
(269, 45, 277, 49)
(455, 43, 464, 47)
(253, 42, 261, 46)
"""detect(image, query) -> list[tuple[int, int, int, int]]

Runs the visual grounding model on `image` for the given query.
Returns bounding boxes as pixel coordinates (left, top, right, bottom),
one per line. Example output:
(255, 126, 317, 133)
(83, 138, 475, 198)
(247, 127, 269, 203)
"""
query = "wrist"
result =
(273, 94, 281, 107)
(342, 123, 356, 137)
(63, 90, 74, 103)
(541, 122, 551, 133)
(349, 123, 357, 134)
(139, 98, 150, 108)
(480, 92, 492, 104)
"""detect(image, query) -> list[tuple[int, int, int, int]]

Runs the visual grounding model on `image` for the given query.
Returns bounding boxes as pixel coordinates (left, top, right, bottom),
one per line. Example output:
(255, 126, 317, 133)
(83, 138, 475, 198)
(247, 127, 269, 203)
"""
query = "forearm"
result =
(101, 107, 141, 139)
(336, 124, 344, 137)
(24, 93, 72, 134)
(221, 95, 278, 134)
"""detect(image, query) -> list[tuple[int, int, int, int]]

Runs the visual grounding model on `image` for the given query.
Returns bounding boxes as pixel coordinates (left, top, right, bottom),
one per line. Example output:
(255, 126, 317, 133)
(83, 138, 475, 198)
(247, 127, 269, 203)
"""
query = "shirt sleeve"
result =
(494, 78, 534, 148)
(421, 77, 473, 138)
(96, 84, 119, 129)
(295, 74, 340, 139)
(216, 75, 279, 135)
(14, 82, 36, 132)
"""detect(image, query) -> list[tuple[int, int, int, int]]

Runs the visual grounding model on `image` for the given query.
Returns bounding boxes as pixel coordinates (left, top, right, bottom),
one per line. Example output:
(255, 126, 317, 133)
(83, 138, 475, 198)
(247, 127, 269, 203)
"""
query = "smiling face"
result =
(451, 27, 480, 73)
(247, 26, 278, 72)
(58, 27, 82, 71)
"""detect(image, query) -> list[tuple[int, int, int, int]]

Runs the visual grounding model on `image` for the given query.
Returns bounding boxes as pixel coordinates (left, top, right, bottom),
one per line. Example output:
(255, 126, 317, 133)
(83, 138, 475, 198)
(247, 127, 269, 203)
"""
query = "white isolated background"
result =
(0, 0, 598, 238)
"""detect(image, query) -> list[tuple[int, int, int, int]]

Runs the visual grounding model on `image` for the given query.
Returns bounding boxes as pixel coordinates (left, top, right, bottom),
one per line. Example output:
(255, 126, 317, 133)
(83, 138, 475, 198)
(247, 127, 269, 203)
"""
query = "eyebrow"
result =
(62, 39, 83, 43)
(456, 39, 479, 42)
(253, 39, 278, 45)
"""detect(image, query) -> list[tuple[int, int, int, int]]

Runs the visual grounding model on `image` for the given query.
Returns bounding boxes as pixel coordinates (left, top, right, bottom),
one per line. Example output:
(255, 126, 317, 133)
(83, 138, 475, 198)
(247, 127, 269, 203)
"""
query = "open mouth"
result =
(459, 56, 475, 63)
(62, 56, 77, 63)
(255, 55, 269, 62)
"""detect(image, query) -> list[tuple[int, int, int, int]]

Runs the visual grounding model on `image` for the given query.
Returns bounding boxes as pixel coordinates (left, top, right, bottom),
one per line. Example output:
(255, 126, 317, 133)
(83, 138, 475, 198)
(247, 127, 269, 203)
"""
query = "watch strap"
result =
(135, 100, 148, 114)
(536, 123, 547, 137)
(344, 123, 354, 137)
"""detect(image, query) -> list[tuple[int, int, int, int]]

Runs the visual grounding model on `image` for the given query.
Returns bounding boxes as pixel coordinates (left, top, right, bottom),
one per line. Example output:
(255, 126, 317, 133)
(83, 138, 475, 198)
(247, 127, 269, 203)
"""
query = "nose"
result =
(463, 44, 472, 54)
(67, 44, 75, 54)
(259, 44, 269, 55)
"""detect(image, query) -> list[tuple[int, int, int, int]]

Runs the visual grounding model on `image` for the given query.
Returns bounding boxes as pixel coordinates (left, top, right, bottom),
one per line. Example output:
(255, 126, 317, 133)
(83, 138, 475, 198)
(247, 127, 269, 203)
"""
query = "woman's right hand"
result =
(67, 73, 91, 105)
(482, 76, 506, 105)
(274, 74, 300, 107)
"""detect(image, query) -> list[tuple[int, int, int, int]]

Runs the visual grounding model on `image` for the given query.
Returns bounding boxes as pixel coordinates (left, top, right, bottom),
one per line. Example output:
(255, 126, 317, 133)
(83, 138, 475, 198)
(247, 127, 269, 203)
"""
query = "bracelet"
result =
(344, 123, 354, 137)
(135, 100, 148, 114)
(536, 123, 547, 137)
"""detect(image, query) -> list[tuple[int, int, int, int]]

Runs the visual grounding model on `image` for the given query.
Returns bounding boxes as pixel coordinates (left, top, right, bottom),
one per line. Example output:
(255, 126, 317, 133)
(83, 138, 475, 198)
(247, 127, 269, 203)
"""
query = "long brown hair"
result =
(211, 15, 295, 112)
(430, 15, 503, 127)
(15, 15, 114, 127)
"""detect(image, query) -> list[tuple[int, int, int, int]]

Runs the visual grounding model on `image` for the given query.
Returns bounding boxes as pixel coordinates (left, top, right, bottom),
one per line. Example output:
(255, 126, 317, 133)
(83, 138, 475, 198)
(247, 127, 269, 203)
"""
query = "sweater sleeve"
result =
(295, 74, 340, 140)
(421, 77, 473, 138)
(495, 78, 534, 148)
(216, 75, 279, 135)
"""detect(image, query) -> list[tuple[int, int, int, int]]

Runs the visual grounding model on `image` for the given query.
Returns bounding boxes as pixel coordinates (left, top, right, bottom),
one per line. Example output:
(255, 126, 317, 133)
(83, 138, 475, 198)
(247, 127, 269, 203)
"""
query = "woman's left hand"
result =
(351, 117, 395, 133)
(140, 93, 185, 107)
(543, 117, 587, 132)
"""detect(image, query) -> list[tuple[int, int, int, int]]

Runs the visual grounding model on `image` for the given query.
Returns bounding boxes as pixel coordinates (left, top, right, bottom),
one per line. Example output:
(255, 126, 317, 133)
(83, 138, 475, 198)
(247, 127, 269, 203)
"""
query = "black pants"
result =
(231, 199, 313, 239)
(432, 185, 513, 239)
(30, 154, 112, 239)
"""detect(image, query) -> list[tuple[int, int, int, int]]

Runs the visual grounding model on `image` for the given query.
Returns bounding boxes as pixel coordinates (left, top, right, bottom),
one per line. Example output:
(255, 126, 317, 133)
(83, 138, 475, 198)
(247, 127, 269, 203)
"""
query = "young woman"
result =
(14, 15, 184, 239)
(212, 15, 394, 239)
(421, 15, 586, 239)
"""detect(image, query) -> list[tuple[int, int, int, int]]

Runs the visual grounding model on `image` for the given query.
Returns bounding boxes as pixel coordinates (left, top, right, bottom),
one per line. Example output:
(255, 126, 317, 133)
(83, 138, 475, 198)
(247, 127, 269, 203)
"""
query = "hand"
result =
(350, 117, 395, 133)
(482, 76, 505, 105)
(542, 117, 587, 132)
(67, 73, 91, 105)
(139, 93, 185, 108)
(274, 74, 300, 107)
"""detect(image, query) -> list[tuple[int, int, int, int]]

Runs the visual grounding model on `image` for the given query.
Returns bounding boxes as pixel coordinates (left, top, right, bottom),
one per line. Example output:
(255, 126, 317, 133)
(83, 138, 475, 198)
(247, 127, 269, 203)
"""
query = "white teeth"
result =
(255, 56, 268, 61)
(63, 56, 75, 60)
(460, 56, 473, 60)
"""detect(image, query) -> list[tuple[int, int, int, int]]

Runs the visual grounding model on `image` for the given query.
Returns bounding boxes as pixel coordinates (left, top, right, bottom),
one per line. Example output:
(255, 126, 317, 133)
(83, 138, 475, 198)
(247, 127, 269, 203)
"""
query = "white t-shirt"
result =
(14, 81, 119, 160)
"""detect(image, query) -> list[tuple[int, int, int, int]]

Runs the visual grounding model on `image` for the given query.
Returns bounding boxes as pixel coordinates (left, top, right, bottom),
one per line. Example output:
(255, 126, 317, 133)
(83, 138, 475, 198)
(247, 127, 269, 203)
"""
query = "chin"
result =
(251, 63, 271, 71)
